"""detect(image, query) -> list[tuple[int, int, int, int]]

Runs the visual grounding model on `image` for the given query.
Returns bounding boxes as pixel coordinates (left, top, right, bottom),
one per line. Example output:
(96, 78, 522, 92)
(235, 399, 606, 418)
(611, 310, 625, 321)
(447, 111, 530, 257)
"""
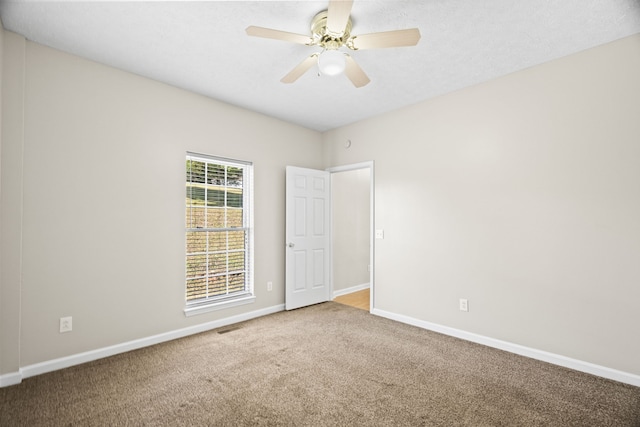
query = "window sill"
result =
(184, 294, 256, 317)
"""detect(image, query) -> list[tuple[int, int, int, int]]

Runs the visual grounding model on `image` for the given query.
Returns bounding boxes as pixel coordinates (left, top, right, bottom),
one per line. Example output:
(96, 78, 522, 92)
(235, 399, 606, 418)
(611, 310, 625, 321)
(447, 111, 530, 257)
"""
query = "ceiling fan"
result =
(246, 0, 421, 88)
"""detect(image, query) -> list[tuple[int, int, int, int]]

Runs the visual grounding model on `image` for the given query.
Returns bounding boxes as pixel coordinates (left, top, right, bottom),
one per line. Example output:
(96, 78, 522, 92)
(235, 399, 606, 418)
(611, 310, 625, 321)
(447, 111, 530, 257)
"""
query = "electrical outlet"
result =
(60, 316, 72, 333)
(459, 299, 469, 312)
(375, 229, 384, 239)
(267, 281, 273, 291)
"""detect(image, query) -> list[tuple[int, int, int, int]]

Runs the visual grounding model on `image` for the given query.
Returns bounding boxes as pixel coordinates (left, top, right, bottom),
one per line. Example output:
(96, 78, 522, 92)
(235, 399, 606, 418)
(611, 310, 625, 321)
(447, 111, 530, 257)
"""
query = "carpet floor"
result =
(1, 302, 639, 426)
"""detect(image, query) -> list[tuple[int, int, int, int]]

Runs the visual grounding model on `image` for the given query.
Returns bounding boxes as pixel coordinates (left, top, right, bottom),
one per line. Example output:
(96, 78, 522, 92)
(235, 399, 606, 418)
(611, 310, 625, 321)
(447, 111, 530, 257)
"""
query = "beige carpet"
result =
(1, 302, 639, 426)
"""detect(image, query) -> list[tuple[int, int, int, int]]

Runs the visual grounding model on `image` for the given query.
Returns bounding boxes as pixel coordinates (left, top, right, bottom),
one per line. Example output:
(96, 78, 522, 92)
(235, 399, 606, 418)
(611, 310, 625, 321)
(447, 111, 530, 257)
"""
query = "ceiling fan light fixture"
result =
(246, 0, 421, 87)
(318, 50, 346, 76)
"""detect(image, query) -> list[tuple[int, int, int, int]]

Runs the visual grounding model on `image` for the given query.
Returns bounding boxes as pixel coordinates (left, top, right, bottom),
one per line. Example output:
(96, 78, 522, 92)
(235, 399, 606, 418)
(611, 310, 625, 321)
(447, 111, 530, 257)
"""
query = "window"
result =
(185, 153, 253, 315)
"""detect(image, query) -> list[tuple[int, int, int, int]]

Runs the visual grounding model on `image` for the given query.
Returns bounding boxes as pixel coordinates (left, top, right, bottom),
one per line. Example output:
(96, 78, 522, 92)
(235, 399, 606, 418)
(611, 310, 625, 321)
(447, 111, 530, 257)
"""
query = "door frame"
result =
(326, 161, 375, 312)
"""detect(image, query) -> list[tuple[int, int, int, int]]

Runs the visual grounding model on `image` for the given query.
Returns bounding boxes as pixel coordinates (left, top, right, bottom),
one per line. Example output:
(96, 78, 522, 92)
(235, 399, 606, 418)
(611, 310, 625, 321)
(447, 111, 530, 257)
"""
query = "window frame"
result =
(184, 152, 254, 317)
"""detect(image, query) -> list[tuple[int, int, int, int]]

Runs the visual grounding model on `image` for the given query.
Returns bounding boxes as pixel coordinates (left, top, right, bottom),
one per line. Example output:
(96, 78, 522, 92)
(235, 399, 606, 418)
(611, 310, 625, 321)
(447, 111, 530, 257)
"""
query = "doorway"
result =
(328, 162, 373, 311)
(284, 162, 374, 311)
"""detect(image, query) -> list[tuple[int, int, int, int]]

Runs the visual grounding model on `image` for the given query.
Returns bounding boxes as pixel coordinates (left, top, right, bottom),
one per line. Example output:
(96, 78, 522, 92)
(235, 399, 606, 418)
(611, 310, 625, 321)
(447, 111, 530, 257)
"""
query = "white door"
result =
(285, 166, 331, 310)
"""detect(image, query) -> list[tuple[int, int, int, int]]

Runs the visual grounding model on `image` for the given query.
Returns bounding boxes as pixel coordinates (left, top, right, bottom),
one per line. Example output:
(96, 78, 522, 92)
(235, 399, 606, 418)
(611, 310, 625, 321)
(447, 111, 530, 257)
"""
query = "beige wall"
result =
(331, 168, 370, 292)
(0, 17, 4, 376)
(324, 34, 640, 375)
(2, 27, 639, 382)
(1, 33, 322, 369)
(1, 30, 26, 378)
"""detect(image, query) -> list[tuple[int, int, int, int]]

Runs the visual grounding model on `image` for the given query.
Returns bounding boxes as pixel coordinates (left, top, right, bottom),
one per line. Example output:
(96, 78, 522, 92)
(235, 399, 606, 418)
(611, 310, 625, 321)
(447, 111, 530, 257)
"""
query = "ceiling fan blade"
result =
(351, 28, 421, 50)
(281, 54, 319, 84)
(246, 26, 312, 45)
(344, 55, 370, 88)
(327, 0, 353, 34)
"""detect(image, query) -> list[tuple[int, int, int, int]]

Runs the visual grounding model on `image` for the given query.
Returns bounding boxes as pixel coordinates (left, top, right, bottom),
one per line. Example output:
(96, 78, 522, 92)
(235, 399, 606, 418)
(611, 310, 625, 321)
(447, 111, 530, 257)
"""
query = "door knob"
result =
(287, 243, 295, 248)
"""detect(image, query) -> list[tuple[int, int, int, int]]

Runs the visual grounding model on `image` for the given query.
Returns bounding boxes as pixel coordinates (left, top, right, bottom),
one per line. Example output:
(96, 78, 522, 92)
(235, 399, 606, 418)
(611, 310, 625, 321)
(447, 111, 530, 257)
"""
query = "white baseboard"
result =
(7, 303, 638, 389)
(2, 304, 285, 387)
(371, 308, 640, 388)
(333, 283, 370, 299)
(0, 371, 23, 388)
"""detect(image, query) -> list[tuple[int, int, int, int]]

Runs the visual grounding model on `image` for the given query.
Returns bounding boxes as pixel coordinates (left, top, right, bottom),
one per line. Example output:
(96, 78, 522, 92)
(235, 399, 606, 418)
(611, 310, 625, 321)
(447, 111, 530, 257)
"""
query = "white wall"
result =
(331, 168, 370, 292)
(323, 34, 640, 376)
(1, 33, 322, 373)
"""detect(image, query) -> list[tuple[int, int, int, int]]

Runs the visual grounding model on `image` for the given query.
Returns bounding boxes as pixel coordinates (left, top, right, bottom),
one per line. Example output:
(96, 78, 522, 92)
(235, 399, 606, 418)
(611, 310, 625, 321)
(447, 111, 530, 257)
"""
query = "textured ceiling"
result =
(2, 0, 640, 131)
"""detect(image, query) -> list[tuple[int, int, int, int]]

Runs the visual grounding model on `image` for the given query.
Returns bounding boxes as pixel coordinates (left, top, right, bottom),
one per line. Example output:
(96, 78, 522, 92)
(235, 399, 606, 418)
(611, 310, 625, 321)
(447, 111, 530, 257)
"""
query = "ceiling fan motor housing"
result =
(311, 10, 352, 50)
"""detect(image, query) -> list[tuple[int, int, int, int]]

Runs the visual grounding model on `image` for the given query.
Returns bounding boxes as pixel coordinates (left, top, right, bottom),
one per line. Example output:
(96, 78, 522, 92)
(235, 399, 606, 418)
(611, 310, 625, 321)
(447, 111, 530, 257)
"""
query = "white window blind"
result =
(185, 153, 253, 308)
